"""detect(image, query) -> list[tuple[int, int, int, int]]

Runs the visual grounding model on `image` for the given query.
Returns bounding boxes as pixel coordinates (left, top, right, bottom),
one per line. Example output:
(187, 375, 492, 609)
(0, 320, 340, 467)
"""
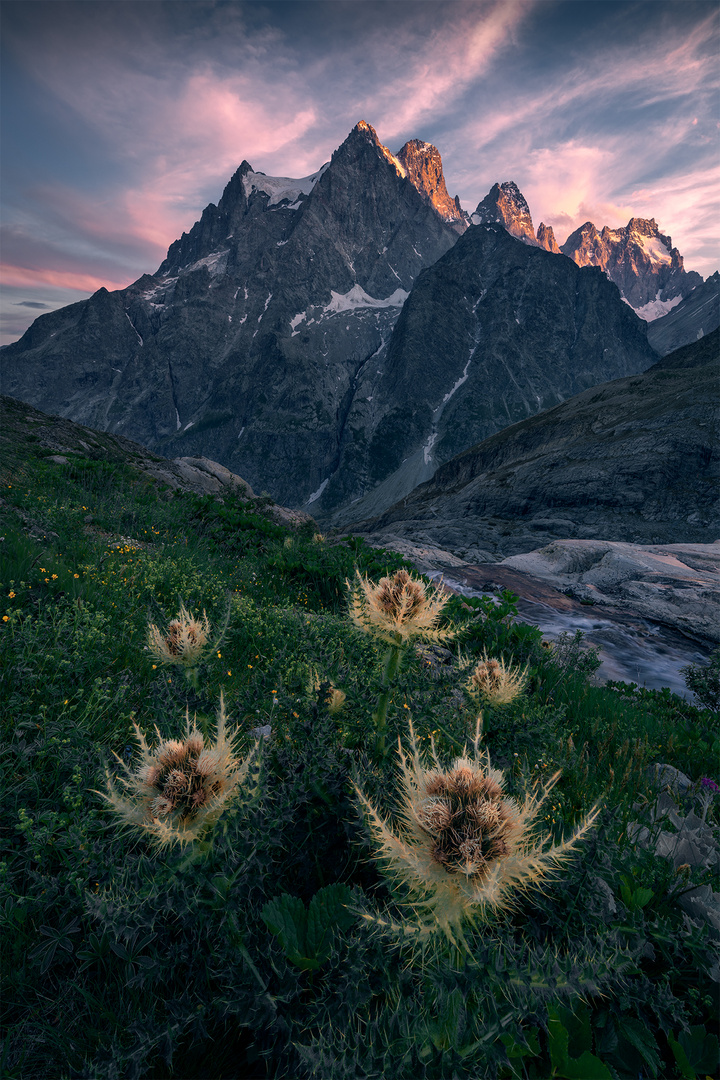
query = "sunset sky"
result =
(1, 0, 718, 346)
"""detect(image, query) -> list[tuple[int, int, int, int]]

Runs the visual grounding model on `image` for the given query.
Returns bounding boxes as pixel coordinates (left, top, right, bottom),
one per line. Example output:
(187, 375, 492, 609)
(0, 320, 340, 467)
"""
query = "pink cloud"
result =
(1, 263, 131, 293)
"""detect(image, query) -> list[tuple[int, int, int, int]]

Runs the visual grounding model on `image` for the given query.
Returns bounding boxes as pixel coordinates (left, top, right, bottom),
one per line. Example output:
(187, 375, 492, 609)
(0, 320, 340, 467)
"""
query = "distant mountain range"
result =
(2, 120, 718, 522)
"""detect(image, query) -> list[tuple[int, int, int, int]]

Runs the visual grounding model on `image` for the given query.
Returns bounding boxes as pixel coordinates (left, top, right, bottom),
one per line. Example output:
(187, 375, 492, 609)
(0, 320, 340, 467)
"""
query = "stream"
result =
(429, 569, 711, 701)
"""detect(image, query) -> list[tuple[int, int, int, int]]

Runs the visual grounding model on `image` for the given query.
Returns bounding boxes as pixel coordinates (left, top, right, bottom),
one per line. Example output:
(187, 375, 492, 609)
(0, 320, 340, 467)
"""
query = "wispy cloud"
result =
(359, 1, 532, 140)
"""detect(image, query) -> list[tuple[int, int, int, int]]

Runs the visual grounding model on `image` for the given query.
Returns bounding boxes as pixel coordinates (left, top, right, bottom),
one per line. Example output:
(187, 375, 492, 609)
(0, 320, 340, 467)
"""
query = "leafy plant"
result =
(261, 883, 355, 971)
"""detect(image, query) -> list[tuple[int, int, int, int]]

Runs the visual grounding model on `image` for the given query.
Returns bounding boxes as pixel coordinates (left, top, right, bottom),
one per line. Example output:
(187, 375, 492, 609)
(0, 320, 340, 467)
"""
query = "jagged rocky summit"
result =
(562, 217, 702, 314)
(2, 121, 464, 512)
(470, 181, 702, 316)
(471, 180, 560, 253)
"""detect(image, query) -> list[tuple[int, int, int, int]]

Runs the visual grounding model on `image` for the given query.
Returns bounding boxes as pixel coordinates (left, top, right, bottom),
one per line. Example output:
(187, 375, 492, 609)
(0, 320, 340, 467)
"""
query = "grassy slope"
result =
(0, 406, 718, 1080)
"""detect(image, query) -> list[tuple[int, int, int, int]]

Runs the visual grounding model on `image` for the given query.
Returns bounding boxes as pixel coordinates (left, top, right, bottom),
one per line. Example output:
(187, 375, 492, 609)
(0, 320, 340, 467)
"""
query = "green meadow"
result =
(1, 441, 718, 1080)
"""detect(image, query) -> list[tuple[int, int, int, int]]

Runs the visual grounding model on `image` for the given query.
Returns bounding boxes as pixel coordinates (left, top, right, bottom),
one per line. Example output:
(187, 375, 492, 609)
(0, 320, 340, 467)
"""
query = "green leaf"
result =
(616, 1017, 662, 1075)
(677, 1025, 719, 1076)
(560, 1050, 613, 1079)
(556, 1002, 592, 1058)
(261, 894, 308, 962)
(547, 1006, 570, 1071)
(307, 882, 355, 959)
(668, 1031, 698, 1080)
(428, 988, 465, 1052)
(500, 1027, 541, 1061)
(262, 886, 354, 971)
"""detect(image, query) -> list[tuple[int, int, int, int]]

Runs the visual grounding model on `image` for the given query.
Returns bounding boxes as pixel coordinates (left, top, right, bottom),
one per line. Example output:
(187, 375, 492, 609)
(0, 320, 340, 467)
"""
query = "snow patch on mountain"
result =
(636, 235, 672, 266)
(379, 145, 407, 179)
(184, 250, 230, 277)
(241, 163, 329, 207)
(307, 477, 330, 504)
(321, 285, 409, 317)
(634, 292, 684, 322)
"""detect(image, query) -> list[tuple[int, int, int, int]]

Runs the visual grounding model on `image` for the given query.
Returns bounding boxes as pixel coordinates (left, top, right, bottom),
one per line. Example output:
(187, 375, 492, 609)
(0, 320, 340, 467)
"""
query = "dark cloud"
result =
(15, 301, 50, 308)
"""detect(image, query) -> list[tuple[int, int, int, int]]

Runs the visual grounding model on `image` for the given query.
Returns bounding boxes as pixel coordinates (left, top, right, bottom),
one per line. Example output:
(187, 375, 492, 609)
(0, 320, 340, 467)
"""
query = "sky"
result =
(1, 0, 718, 346)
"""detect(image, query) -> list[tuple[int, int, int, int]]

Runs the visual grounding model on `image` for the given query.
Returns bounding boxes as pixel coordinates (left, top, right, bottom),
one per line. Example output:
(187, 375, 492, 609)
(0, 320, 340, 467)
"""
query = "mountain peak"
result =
(395, 139, 468, 228)
(472, 181, 536, 243)
(561, 216, 701, 312)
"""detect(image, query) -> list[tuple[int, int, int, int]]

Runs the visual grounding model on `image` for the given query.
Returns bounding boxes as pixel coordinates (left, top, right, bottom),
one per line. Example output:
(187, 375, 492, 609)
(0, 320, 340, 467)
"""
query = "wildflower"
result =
(74, 574, 79, 579)
(2, 616, 8, 622)
(354, 718, 600, 947)
(51, 574, 58, 580)
(99, 693, 260, 850)
(348, 569, 454, 759)
(468, 653, 528, 706)
(8, 591, 15, 599)
(148, 603, 210, 666)
(348, 568, 452, 645)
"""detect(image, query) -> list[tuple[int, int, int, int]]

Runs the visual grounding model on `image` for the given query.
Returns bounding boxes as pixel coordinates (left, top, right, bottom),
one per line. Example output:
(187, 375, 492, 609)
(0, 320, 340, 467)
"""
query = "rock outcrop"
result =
(536, 222, 560, 253)
(349, 328, 719, 557)
(0, 395, 315, 529)
(471, 181, 536, 243)
(502, 540, 720, 645)
(395, 139, 468, 229)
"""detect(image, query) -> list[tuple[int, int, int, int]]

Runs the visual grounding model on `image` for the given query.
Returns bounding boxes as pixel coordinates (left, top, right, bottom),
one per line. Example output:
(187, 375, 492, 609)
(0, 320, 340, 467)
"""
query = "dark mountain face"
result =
(327, 223, 658, 524)
(1, 122, 460, 509)
(353, 328, 720, 558)
(647, 271, 720, 355)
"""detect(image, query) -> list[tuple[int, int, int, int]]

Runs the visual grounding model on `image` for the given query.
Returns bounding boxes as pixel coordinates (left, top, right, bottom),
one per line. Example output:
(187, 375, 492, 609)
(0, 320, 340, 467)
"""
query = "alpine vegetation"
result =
(348, 568, 453, 757)
(348, 567, 452, 645)
(354, 718, 601, 947)
(100, 693, 260, 850)
(147, 602, 211, 689)
(467, 653, 529, 706)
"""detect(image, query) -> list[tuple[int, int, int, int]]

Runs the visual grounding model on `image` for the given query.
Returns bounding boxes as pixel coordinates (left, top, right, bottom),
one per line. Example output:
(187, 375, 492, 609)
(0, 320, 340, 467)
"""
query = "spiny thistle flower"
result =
(148, 602, 211, 668)
(468, 653, 528, 705)
(348, 568, 452, 645)
(353, 719, 600, 946)
(99, 693, 260, 850)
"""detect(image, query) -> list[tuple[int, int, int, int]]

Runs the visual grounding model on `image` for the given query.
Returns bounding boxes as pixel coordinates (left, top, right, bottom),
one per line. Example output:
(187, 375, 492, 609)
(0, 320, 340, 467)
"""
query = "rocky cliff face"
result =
(647, 271, 720, 355)
(471, 181, 536, 243)
(326, 222, 657, 524)
(561, 217, 702, 311)
(395, 140, 468, 230)
(536, 222, 560, 253)
(352, 328, 720, 558)
(1, 121, 461, 510)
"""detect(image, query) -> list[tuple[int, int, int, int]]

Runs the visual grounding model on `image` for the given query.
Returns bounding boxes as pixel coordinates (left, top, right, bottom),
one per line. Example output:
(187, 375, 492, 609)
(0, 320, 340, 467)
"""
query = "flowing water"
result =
(429, 570, 711, 701)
